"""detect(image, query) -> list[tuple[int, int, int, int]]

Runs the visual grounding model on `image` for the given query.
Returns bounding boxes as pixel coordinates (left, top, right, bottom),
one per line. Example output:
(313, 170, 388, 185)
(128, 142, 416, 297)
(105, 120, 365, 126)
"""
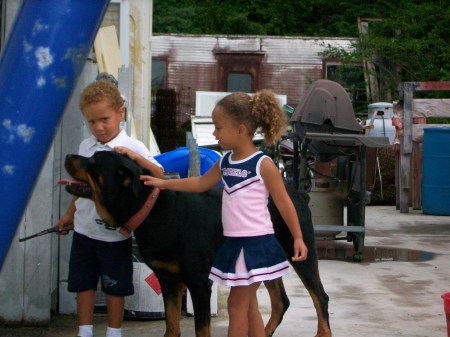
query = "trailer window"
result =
(227, 72, 252, 93)
(152, 59, 166, 92)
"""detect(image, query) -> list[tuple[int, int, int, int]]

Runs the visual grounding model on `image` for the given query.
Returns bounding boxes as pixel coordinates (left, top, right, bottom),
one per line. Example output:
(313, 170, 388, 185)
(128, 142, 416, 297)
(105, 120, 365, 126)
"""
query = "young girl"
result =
(141, 90, 307, 337)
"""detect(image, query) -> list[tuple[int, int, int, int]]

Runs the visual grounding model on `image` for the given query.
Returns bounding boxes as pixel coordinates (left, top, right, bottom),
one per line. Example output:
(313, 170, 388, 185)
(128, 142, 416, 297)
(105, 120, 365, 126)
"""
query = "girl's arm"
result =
(260, 157, 308, 261)
(141, 160, 222, 193)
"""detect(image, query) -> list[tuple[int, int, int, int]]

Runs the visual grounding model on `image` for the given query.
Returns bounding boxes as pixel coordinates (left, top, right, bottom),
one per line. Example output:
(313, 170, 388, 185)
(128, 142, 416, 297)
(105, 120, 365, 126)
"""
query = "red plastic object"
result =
(442, 292, 450, 337)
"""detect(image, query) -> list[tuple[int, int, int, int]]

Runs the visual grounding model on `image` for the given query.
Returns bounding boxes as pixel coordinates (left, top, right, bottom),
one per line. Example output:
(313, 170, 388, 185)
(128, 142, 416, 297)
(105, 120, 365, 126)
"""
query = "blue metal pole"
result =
(0, 0, 110, 270)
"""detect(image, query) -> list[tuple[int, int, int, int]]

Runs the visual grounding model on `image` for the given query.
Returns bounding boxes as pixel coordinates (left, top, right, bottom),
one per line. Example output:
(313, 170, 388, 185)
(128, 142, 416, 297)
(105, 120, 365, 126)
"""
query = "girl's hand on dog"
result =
(140, 175, 165, 189)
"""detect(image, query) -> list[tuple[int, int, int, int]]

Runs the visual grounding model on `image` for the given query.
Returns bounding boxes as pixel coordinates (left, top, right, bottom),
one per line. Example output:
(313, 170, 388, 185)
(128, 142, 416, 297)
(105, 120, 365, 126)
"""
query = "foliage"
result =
(153, 0, 449, 101)
(363, 3, 447, 82)
(320, 1, 449, 100)
(153, 0, 386, 37)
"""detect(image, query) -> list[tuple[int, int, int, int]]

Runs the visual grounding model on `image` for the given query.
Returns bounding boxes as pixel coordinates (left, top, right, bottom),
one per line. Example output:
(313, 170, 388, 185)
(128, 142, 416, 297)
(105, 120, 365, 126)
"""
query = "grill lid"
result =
(290, 79, 362, 134)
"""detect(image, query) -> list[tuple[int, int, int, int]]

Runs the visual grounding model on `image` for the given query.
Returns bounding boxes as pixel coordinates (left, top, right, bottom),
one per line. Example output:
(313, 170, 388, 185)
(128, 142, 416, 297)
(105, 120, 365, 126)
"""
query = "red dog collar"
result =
(119, 187, 160, 237)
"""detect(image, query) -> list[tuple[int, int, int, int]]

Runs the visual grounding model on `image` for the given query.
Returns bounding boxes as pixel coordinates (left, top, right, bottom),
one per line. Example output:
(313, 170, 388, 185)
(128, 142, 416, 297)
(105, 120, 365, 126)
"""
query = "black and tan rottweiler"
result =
(62, 151, 331, 337)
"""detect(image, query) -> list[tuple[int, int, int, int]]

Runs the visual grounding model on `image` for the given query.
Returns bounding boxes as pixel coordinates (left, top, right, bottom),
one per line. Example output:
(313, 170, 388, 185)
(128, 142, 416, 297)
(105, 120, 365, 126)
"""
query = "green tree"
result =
(153, 0, 449, 99)
(321, 0, 449, 100)
(153, 0, 200, 33)
(153, 0, 380, 37)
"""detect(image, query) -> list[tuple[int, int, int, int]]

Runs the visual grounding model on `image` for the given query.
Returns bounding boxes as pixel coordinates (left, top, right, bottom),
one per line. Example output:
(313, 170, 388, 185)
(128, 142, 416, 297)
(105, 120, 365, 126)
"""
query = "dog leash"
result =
(118, 187, 160, 237)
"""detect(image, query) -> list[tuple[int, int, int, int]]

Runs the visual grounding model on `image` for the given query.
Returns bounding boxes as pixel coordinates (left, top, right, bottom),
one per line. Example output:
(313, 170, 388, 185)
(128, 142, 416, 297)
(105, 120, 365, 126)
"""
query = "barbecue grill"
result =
(289, 79, 390, 261)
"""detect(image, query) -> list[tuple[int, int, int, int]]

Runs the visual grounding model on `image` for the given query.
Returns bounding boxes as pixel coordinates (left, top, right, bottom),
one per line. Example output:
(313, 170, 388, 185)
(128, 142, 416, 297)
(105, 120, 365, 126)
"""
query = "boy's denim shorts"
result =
(68, 231, 134, 297)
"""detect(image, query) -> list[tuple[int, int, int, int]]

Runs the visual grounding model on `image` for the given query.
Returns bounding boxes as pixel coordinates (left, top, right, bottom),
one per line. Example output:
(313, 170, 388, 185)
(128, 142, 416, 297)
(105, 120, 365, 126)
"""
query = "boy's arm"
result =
(137, 156, 164, 178)
(56, 196, 77, 235)
(113, 146, 164, 178)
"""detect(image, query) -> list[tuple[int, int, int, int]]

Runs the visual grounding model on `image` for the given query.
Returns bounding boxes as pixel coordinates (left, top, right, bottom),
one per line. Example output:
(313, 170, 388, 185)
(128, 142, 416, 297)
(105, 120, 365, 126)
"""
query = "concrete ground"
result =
(1, 206, 449, 337)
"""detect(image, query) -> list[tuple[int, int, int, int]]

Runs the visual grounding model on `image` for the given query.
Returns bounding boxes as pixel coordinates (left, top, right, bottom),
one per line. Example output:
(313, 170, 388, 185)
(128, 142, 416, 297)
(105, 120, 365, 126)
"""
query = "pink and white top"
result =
(220, 151, 274, 237)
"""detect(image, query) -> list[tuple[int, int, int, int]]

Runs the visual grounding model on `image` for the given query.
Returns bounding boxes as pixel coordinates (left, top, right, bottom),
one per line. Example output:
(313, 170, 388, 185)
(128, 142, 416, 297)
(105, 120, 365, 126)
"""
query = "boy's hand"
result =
(56, 214, 74, 235)
(113, 146, 137, 161)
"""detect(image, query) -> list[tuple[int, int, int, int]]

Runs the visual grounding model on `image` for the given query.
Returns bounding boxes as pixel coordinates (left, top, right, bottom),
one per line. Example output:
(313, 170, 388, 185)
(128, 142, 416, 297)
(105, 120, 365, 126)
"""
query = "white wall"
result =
(0, 0, 153, 322)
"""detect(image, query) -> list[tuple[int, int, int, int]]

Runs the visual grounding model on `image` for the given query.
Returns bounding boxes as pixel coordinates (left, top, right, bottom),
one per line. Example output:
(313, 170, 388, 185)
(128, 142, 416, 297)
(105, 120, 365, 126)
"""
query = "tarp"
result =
(0, 0, 109, 270)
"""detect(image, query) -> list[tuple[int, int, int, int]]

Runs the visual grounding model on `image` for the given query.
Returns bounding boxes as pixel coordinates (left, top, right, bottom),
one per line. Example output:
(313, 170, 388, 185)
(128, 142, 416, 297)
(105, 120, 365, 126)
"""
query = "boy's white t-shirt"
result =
(74, 130, 161, 242)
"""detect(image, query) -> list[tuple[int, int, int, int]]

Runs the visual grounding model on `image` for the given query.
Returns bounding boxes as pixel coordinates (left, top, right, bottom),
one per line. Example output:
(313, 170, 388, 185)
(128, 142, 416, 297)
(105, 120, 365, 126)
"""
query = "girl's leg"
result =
(227, 282, 264, 337)
(248, 292, 265, 337)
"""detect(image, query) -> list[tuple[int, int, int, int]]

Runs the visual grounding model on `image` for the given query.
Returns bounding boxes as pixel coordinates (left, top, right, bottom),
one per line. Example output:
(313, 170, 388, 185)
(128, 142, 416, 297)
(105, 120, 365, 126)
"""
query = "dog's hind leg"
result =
(263, 278, 290, 337)
(290, 255, 331, 337)
(270, 187, 331, 337)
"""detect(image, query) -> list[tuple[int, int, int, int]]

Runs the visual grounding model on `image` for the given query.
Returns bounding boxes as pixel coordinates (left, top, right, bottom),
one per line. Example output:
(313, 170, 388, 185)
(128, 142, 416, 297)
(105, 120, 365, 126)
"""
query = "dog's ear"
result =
(142, 168, 152, 176)
(116, 157, 145, 197)
(118, 166, 143, 197)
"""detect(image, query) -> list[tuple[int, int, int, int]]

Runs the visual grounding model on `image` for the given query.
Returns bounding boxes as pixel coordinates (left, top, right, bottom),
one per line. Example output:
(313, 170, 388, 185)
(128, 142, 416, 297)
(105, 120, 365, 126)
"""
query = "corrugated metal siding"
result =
(152, 34, 353, 64)
(260, 64, 322, 106)
(216, 37, 262, 52)
(151, 34, 355, 131)
(262, 37, 352, 64)
(168, 63, 216, 91)
(152, 35, 217, 63)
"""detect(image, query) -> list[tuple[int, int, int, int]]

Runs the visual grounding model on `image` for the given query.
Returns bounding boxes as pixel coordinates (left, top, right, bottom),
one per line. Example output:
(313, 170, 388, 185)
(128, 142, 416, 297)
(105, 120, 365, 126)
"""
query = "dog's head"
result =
(62, 151, 153, 228)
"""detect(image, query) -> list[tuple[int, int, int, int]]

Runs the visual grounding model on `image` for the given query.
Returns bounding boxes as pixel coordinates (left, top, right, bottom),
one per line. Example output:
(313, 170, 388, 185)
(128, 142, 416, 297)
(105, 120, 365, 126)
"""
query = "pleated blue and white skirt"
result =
(209, 234, 291, 287)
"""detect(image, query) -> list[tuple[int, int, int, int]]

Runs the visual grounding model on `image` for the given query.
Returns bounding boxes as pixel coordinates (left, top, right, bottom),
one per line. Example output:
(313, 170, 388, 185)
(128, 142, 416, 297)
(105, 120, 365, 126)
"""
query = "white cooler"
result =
(186, 282, 218, 317)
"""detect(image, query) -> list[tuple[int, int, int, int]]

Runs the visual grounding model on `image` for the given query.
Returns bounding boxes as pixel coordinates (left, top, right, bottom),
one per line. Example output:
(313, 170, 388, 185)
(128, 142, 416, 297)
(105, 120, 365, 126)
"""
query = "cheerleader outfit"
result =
(209, 151, 291, 286)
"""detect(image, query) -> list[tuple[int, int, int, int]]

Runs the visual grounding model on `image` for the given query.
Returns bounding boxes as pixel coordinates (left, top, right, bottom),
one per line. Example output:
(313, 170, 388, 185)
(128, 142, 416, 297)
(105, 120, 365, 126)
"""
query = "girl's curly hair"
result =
(216, 90, 287, 145)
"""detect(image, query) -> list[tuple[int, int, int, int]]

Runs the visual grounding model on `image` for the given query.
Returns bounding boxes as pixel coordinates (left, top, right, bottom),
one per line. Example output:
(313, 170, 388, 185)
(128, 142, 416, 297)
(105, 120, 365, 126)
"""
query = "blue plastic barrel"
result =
(422, 128, 450, 215)
(155, 147, 221, 178)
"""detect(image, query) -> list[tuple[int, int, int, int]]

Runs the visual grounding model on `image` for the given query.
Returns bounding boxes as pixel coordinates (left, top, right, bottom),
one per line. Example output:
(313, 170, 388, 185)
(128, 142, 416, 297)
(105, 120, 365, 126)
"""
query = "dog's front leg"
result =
(186, 280, 213, 337)
(159, 276, 184, 337)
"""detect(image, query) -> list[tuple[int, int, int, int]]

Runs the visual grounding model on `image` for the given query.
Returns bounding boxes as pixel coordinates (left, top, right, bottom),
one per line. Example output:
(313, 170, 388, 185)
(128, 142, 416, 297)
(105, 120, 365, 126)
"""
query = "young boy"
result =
(57, 80, 164, 337)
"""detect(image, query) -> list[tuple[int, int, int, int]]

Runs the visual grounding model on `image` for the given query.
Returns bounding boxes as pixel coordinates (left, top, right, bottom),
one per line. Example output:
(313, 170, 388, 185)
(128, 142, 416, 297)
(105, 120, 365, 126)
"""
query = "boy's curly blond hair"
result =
(79, 80, 123, 112)
(216, 90, 287, 145)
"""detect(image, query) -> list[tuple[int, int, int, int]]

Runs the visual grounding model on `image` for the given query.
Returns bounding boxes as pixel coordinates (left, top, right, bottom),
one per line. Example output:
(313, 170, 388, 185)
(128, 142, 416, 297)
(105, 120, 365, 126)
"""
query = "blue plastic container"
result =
(155, 147, 221, 178)
(422, 128, 450, 215)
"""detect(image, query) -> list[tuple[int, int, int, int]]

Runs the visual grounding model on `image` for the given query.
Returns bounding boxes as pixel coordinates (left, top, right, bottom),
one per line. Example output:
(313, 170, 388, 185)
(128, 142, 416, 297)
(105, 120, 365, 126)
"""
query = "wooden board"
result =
(412, 99, 450, 118)
(395, 99, 450, 118)
(94, 25, 122, 79)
